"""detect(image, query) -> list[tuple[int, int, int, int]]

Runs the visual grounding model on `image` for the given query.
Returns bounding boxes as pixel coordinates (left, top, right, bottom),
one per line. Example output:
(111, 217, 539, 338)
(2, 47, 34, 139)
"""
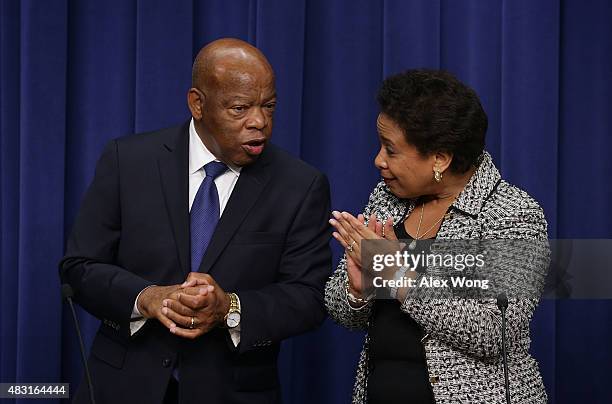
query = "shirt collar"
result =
(188, 118, 241, 175)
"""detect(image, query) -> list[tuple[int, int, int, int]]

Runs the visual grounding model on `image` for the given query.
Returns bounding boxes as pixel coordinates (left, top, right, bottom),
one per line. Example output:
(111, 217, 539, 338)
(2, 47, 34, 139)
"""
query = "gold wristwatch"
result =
(224, 293, 241, 329)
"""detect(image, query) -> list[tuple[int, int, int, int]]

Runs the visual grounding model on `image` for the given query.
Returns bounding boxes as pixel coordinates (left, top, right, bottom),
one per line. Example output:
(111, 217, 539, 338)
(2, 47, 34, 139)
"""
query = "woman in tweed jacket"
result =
(326, 70, 548, 403)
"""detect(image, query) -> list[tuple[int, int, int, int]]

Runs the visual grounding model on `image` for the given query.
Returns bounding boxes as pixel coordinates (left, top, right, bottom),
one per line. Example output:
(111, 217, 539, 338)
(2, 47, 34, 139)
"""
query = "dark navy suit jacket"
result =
(60, 122, 331, 404)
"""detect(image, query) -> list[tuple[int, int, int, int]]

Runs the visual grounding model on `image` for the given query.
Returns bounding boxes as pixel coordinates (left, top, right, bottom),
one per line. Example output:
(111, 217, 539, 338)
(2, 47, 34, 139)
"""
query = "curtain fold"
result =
(15, 0, 67, 384)
(0, 0, 21, 387)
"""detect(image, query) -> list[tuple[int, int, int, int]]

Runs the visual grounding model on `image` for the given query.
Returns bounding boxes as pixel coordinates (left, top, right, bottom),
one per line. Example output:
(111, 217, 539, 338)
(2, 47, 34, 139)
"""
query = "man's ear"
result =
(187, 88, 205, 120)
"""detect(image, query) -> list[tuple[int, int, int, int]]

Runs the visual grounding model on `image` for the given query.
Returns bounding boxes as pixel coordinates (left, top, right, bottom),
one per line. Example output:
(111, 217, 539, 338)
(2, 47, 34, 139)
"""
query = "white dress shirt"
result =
(131, 119, 242, 346)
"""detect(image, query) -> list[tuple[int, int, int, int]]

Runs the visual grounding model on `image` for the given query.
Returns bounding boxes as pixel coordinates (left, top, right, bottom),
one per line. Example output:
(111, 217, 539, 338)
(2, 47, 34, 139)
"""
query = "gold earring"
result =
(434, 169, 442, 183)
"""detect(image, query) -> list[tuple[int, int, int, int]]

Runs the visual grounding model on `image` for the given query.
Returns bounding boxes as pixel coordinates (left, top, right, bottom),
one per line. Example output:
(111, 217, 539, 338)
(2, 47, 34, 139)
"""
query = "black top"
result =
(367, 221, 435, 404)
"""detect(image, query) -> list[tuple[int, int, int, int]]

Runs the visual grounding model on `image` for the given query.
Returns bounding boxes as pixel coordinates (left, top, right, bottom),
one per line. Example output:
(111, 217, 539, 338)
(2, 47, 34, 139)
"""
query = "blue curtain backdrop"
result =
(1, 0, 611, 403)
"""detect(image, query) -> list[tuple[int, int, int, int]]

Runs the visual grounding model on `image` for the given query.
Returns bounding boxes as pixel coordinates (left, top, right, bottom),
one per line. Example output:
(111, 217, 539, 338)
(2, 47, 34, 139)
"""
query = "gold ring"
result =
(190, 316, 195, 329)
(348, 240, 356, 253)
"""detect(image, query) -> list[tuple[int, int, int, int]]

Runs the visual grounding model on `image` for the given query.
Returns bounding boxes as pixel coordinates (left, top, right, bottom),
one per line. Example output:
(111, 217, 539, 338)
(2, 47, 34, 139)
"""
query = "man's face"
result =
(196, 68, 276, 167)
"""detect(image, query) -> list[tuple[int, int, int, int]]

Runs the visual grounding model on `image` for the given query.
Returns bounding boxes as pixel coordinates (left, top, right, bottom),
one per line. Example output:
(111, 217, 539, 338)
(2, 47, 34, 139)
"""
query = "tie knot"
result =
(204, 161, 228, 179)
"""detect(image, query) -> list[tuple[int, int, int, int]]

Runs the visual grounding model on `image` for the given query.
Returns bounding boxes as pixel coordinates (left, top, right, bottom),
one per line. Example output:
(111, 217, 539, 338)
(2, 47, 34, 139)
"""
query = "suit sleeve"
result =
(59, 140, 153, 338)
(237, 173, 332, 353)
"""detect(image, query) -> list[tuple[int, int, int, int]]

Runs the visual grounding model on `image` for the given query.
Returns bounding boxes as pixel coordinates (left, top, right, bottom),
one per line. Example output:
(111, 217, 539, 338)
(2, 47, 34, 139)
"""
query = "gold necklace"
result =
(408, 202, 451, 250)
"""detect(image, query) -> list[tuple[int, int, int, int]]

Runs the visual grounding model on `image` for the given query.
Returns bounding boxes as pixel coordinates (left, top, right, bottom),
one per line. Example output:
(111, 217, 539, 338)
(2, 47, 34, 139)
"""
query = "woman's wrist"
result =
(345, 277, 372, 308)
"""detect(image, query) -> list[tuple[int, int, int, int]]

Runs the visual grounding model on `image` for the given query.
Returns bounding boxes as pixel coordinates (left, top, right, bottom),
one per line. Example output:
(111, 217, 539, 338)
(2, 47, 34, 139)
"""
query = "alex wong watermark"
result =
(361, 239, 612, 300)
(360, 239, 552, 300)
(371, 248, 490, 291)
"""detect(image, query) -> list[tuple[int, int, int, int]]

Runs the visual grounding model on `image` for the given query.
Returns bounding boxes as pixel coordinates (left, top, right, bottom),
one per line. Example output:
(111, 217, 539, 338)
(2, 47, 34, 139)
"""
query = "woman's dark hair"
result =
(377, 69, 487, 173)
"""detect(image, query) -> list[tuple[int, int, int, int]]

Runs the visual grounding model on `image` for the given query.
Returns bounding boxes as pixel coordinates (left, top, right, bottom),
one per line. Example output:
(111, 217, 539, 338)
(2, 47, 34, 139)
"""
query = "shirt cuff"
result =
(130, 285, 156, 336)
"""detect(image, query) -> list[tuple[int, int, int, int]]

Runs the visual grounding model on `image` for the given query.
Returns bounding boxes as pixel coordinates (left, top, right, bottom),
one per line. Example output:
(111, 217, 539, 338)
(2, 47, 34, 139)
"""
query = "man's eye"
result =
(385, 147, 395, 155)
(264, 103, 276, 110)
(232, 106, 247, 112)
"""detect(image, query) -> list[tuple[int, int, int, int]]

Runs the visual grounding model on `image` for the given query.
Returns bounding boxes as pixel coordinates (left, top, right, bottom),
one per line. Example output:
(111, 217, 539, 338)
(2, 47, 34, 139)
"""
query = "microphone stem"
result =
(66, 296, 96, 404)
(501, 307, 510, 404)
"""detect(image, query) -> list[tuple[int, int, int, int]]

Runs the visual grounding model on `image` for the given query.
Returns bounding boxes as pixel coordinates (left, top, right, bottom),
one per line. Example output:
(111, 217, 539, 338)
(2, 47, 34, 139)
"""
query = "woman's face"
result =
(374, 113, 437, 199)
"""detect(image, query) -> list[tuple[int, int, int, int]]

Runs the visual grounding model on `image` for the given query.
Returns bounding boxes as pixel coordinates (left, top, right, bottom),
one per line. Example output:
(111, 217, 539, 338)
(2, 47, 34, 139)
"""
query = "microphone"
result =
(62, 284, 96, 404)
(497, 293, 510, 404)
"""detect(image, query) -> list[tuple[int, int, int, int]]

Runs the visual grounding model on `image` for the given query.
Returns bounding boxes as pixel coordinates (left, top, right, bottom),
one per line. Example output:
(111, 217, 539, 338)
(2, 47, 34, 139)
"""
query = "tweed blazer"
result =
(325, 152, 549, 404)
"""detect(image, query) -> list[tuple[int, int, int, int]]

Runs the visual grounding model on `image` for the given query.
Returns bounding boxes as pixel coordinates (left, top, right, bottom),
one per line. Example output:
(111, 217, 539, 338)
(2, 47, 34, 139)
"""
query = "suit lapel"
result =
(158, 123, 190, 274)
(197, 147, 273, 274)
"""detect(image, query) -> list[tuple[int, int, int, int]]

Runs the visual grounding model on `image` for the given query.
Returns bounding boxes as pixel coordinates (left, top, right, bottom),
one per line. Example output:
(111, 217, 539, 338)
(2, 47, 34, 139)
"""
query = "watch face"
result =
(227, 312, 240, 328)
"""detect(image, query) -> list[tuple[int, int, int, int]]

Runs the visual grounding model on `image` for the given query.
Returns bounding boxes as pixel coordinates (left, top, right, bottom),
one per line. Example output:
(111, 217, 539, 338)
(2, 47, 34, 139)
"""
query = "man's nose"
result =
(245, 107, 266, 130)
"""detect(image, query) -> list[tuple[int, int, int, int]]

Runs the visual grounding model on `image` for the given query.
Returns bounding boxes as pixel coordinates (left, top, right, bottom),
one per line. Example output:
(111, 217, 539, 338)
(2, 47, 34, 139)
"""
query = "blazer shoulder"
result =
(480, 179, 548, 238)
(485, 180, 545, 215)
(114, 122, 188, 154)
(266, 143, 326, 181)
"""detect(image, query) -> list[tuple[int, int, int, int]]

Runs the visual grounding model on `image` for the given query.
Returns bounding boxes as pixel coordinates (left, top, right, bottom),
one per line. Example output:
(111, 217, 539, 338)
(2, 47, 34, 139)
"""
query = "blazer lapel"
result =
(158, 123, 190, 274)
(197, 147, 273, 274)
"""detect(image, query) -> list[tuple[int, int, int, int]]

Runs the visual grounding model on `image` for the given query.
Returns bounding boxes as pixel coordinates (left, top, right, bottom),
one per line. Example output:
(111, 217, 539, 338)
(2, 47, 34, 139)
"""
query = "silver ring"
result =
(190, 316, 195, 329)
(382, 222, 386, 238)
(348, 240, 356, 253)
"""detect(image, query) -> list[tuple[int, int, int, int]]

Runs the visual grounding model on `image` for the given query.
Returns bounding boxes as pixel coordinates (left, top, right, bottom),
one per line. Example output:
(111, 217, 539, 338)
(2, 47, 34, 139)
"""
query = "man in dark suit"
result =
(60, 38, 331, 404)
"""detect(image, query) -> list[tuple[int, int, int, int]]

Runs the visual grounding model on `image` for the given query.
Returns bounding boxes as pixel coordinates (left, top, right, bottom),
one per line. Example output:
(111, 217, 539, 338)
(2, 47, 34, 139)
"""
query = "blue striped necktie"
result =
(190, 160, 228, 272)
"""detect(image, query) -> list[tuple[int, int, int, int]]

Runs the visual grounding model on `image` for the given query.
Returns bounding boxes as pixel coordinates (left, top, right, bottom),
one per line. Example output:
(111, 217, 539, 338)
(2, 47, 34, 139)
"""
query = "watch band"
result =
(223, 293, 241, 328)
(226, 292, 240, 312)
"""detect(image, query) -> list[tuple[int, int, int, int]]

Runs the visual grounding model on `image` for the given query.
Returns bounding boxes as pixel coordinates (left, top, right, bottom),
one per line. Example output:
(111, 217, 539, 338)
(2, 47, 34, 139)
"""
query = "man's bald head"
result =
(187, 38, 277, 167)
(192, 38, 274, 91)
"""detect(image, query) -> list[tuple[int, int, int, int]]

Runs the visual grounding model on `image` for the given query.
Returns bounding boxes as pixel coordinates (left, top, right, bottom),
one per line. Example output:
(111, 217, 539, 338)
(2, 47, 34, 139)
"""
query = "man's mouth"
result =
(242, 139, 266, 156)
